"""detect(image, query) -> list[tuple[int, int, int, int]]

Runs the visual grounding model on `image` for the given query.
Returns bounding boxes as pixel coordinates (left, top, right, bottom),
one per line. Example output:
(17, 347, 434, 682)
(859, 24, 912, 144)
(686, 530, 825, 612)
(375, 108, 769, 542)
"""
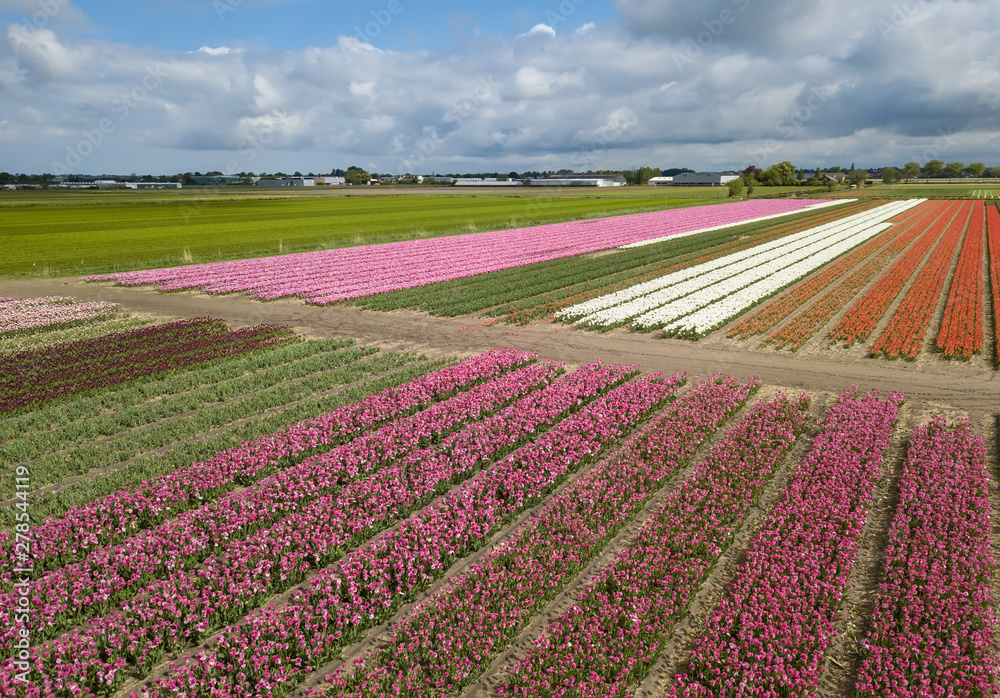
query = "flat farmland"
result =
(0, 189, 716, 278)
(2, 193, 1000, 698)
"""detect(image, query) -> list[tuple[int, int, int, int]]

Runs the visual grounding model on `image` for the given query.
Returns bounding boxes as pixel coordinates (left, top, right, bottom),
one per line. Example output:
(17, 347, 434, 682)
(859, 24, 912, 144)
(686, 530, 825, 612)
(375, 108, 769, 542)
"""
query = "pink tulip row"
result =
(327, 376, 770, 696)
(0, 296, 121, 335)
(129, 371, 682, 698)
(6, 364, 673, 697)
(0, 348, 536, 575)
(497, 391, 811, 698)
(87, 201, 824, 304)
(2, 360, 571, 648)
(673, 387, 902, 697)
(855, 417, 998, 697)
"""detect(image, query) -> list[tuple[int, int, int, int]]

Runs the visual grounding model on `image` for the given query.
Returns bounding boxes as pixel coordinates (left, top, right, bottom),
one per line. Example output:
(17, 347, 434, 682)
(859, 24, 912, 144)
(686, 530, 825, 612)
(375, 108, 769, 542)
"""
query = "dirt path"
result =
(2, 277, 998, 410)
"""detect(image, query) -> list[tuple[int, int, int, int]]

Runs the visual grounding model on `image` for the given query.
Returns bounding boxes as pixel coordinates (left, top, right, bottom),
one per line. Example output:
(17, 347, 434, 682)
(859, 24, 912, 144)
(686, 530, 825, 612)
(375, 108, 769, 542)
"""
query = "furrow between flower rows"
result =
(329, 376, 770, 696)
(0, 348, 536, 574)
(673, 387, 902, 696)
(764, 200, 948, 350)
(727, 201, 935, 340)
(5, 363, 671, 697)
(132, 371, 685, 698)
(829, 200, 962, 347)
(2, 360, 569, 647)
(871, 200, 973, 359)
(556, 200, 919, 327)
(936, 201, 985, 359)
(497, 390, 810, 698)
(855, 417, 998, 697)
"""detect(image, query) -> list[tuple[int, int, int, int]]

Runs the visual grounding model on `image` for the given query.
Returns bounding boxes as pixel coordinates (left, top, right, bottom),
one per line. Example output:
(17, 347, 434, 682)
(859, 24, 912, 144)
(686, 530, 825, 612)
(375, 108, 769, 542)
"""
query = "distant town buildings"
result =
(653, 172, 740, 186)
(529, 173, 626, 187)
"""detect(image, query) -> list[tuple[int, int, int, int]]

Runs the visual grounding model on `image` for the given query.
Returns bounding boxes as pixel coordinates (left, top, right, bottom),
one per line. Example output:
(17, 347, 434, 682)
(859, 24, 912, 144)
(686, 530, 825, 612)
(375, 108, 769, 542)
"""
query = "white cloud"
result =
(521, 23, 556, 38)
(3, 1, 1000, 175)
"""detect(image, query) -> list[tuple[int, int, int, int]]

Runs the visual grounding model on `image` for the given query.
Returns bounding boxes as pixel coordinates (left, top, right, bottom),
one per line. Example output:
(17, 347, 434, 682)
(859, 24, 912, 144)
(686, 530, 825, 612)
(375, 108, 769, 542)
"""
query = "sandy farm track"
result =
(3, 276, 997, 417)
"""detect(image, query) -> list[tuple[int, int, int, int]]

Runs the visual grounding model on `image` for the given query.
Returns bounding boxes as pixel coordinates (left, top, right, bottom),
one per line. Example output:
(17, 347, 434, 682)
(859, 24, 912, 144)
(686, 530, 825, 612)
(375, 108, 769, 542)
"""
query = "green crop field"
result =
(0, 185, 818, 278)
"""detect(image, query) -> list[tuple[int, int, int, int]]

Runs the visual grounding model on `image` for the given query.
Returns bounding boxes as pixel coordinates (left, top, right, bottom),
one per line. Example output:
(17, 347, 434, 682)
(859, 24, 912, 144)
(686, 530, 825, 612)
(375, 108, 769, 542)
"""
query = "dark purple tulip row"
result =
(1, 360, 566, 647)
(0, 348, 536, 575)
(0, 319, 295, 414)
(855, 417, 998, 697)
(328, 376, 777, 696)
(4, 361, 657, 697)
(139, 371, 682, 698)
(496, 390, 811, 698)
(673, 387, 902, 697)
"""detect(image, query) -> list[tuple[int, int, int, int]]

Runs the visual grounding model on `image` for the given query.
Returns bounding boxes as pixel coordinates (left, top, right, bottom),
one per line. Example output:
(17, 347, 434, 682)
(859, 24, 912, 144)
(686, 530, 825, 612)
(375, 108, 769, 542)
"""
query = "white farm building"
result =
(667, 172, 740, 186)
(529, 173, 626, 187)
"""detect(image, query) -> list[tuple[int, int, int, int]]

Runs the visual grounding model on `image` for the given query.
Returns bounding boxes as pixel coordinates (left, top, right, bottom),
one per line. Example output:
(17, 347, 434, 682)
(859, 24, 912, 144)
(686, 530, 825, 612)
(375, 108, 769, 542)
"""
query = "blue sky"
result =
(1, 1, 998, 175)
(65, 1, 619, 53)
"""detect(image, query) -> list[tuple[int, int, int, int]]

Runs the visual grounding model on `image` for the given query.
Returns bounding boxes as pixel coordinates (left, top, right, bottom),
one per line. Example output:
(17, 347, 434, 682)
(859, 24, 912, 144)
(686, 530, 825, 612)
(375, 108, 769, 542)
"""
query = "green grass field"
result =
(0, 185, 813, 278)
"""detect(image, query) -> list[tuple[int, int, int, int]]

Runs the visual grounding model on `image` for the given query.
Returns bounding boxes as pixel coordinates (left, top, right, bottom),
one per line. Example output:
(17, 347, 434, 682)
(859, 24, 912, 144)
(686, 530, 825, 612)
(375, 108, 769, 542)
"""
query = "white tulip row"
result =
(558, 199, 924, 332)
(657, 222, 894, 337)
(618, 199, 853, 250)
(558, 200, 912, 324)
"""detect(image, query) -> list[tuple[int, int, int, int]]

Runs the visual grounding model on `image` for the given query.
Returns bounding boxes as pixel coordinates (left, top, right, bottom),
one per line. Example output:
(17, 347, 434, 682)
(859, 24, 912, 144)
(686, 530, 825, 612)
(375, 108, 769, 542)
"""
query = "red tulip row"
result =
(935, 201, 985, 359)
(727, 207, 920, 339)
(855, 417, 997, 697)
(765, 200, 946, 351)
(0, 319, 295, 414)
(327, 376, 776, 697)
(987, 204, 1000, 363)
(3, 361, 571, 647)
(673, 387, 902, 697)
(829, 200, 961, 348)
(494, 390, 811, 698)
(0, 349, 537, 575)
(871, 201, 973, 359)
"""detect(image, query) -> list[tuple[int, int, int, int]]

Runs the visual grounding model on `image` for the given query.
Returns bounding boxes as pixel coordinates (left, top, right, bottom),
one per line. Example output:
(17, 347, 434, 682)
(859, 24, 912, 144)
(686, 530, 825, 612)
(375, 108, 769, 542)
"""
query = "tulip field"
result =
(86, 199, 834, 303)
(2, 319, 997, 697)
(4, 193, 1000, 698)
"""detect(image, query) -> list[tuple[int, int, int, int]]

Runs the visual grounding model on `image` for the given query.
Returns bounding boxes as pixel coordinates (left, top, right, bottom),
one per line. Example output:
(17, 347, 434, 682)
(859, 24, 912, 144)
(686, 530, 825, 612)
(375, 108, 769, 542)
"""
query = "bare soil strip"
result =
(0, 279, 997, 415)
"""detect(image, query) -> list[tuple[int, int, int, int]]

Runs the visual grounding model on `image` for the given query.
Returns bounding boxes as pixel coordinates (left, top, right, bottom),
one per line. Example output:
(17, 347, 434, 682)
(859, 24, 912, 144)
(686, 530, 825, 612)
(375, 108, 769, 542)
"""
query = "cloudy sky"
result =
(2, 0, 999, 176)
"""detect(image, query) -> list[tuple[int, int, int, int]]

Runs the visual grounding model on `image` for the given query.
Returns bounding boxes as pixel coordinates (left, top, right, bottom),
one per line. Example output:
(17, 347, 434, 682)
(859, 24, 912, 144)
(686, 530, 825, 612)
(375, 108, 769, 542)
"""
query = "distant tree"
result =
(987, 165, 1000, 179)
(848, 169, 868, 187)
(815, 167, 822, 180)
(965, 162, 987, 178)
(345, 166, 371, 186)
(944, 162, 964, 181)
(881, 166, 899, 184)
(825, 179, 839, 192)
(509, 171, 520, 180)
(742, 165, 761, 182)
(902, 162, 920, 183)
(741, 173, 756, 196)
(727, 177, 747, 198)
(0, 172, 15, 184)
(922, 159, 944, 180)
(661, 167, 694, 177)
(830, 166, 842, 173)
(763, 161, 796, 186)
(329, 168, 346, 177)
